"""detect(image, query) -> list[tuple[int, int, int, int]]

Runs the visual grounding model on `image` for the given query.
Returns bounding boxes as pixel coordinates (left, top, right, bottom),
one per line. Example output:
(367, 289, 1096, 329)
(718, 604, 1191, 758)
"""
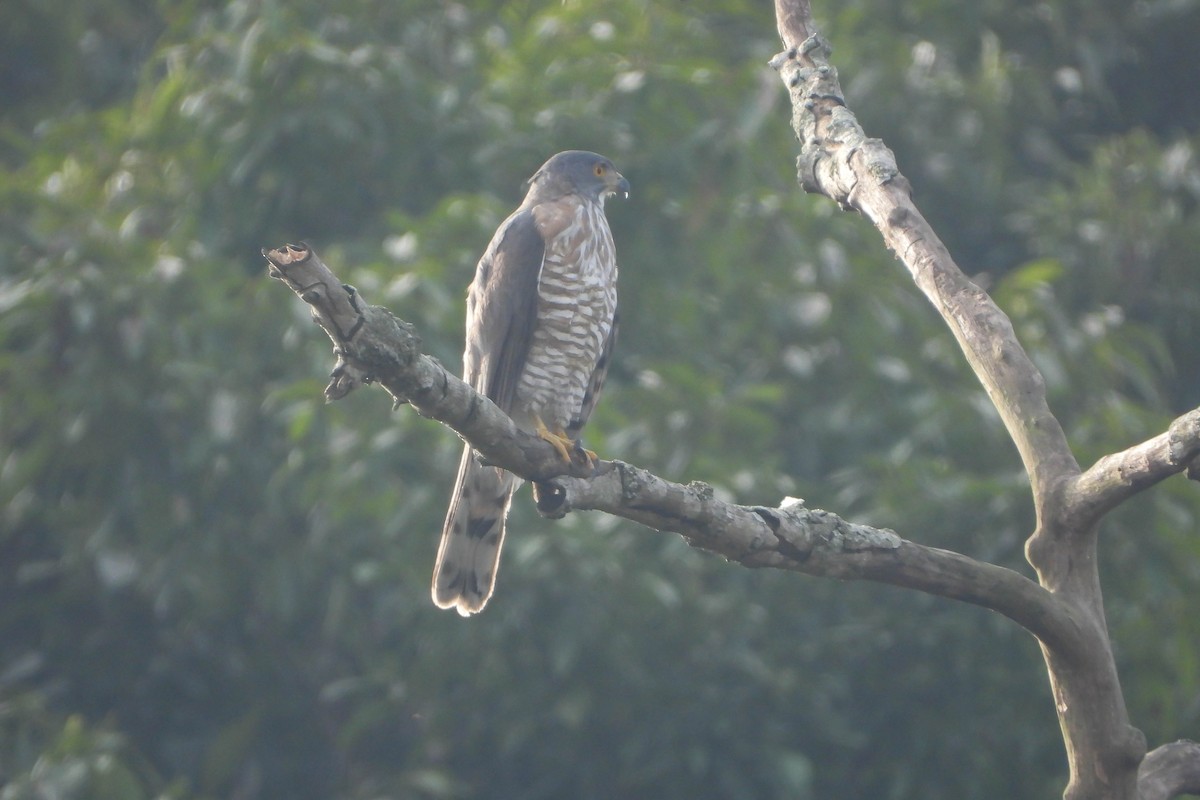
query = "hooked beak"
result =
(609, 172, 631, 200)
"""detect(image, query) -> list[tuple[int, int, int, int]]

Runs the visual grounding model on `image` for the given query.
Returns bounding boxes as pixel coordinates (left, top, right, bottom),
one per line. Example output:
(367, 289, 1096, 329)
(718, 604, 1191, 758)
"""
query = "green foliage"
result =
(2, 0, 1199, 798)
(0, 709, 183, 800)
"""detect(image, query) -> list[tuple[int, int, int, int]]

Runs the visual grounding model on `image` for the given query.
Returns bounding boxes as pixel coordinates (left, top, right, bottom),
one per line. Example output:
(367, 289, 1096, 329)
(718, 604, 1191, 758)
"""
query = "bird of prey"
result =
(432, 150, 629, 616)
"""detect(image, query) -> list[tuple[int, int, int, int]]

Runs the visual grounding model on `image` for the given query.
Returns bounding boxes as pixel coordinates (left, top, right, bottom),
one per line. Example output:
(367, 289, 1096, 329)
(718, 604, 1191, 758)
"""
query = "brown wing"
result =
(464, 208, 545, 412)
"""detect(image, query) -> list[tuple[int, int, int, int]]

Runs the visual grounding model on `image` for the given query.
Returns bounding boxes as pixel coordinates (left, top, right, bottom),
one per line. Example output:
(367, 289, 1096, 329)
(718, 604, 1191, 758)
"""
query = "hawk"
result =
(432, 150, 629, 616)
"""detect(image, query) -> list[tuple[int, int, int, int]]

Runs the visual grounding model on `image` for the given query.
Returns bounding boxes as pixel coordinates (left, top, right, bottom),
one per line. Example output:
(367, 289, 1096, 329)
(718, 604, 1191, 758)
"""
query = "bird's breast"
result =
(515, 200, 618, 431)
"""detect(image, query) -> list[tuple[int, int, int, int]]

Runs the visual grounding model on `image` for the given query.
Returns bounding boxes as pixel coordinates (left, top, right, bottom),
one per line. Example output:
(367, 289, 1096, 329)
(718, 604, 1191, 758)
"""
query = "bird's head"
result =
(526, 150, 630, 204)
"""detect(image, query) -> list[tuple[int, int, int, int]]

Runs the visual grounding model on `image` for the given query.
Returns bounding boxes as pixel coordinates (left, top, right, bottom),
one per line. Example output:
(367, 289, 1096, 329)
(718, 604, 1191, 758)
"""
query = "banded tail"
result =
(432, 446, 519, 616)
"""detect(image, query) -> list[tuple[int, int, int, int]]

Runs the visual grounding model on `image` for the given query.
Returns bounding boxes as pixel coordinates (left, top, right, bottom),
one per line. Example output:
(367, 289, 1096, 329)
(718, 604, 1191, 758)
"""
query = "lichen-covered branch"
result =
(264, 243, 1081, 651)
(551, 464, 1084, 654)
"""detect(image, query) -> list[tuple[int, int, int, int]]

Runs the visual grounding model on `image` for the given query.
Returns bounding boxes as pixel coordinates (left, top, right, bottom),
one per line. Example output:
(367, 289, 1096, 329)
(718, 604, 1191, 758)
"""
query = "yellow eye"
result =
(594, 163, 606, 177)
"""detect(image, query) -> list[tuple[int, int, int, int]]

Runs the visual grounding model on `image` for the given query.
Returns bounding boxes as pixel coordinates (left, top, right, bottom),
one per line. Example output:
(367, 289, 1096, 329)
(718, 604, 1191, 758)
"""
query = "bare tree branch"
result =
(1067, 408, 1200, 527)
(768, 1, 1159, 797)
(263, 244, 1086, 653)
(551, 465, 1086, 653)
(1138, 740, 1200, 800)
(768, 5, 1079, 508)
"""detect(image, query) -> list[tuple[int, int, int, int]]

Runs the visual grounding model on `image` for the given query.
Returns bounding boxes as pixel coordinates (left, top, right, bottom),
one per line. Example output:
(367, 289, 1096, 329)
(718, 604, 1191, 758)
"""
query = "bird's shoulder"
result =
(473, 207, 544, 288)
(529, 193, 587, 243)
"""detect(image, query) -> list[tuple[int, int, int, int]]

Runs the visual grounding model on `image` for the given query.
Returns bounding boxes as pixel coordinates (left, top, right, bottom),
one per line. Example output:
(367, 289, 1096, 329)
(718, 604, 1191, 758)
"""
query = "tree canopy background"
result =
(2, 0, 1199, 797)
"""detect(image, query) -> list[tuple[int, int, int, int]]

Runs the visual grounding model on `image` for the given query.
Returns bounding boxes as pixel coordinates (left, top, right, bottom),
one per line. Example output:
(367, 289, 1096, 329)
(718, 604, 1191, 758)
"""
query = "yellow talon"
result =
(534, 417, 575, 463)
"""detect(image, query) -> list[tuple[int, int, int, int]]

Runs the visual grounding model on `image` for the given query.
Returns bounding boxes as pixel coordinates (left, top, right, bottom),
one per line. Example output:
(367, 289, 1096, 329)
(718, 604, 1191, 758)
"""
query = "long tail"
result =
(431, 446, 519, 616)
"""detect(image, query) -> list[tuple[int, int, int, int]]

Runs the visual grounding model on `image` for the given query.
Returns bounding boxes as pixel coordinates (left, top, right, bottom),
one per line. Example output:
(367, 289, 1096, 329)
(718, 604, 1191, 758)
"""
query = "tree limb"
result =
(1066, 408, 1200, 527)
(768, 2, 1079, 513)
(551, 465, 1086, 654)
(769, 1, 1154, 797)
(1137, 740, 1200, 800)
(264, 243, 607, 483)
(263, 243, 1083, 653)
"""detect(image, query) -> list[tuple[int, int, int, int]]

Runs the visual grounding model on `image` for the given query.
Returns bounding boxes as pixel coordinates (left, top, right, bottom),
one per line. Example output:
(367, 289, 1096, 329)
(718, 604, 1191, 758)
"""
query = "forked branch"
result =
(769, 0, 1200, 797)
